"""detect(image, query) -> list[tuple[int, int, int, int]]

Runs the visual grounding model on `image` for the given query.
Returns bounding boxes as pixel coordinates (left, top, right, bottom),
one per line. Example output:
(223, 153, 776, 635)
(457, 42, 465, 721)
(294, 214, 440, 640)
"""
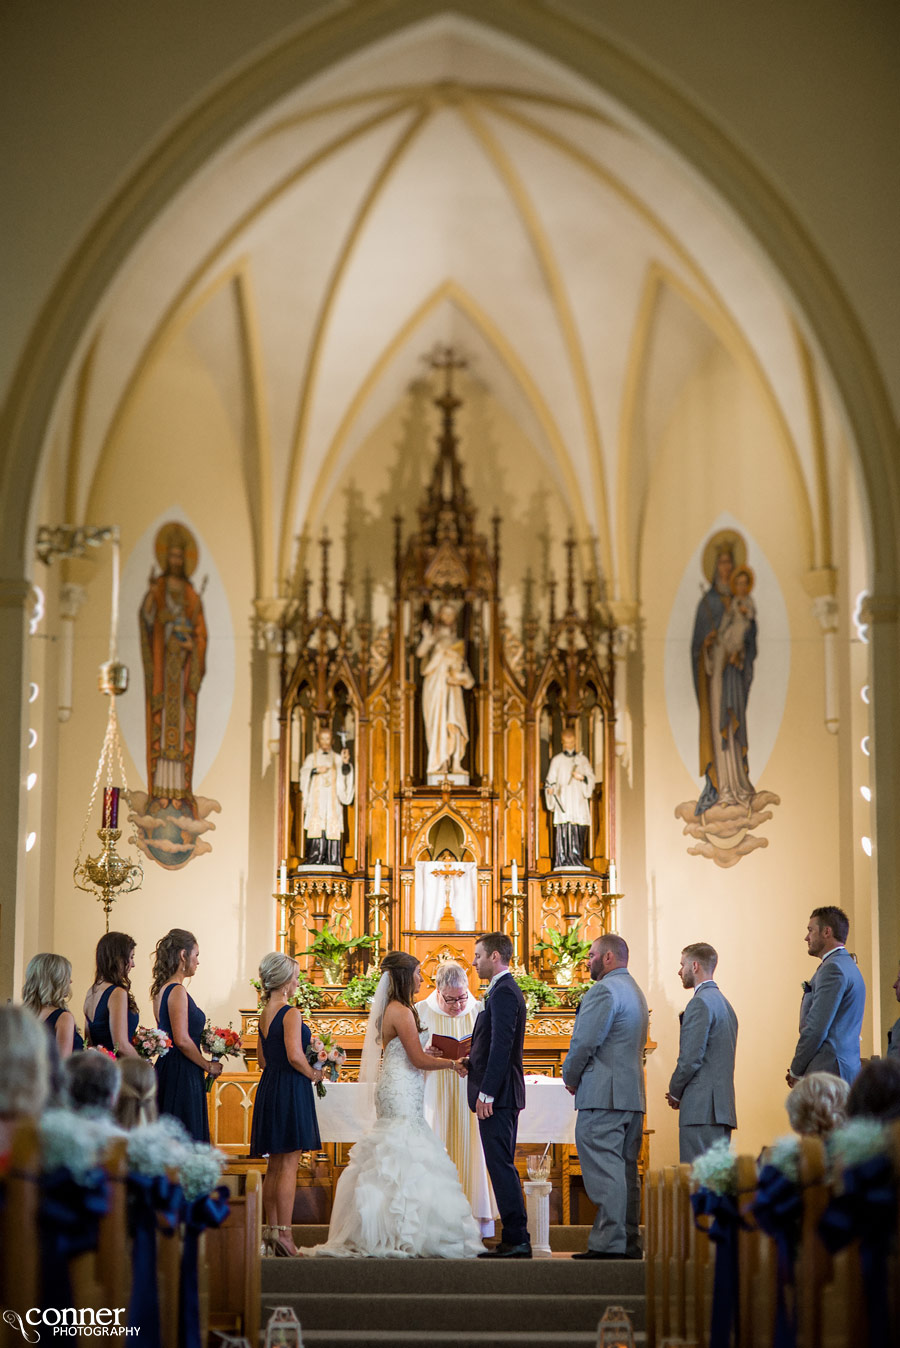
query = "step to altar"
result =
(261, 1229, 646, 1347)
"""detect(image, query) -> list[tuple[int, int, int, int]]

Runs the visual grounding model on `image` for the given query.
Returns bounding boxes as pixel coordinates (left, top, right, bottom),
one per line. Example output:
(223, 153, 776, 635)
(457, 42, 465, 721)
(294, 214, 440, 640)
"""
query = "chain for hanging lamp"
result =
(73, 528, 142, 929)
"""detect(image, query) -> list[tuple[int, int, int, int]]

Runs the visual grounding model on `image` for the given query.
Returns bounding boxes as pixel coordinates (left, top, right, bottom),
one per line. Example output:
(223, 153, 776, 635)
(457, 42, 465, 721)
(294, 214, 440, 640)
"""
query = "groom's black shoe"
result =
(572, 1249, 624, 1260)
(478, 1241, 532, 1259)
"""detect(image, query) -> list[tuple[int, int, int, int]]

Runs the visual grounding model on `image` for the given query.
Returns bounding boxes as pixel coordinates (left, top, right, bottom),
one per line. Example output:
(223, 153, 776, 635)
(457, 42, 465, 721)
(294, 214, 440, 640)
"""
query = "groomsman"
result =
(665, 943, 737, 1163)
(887, 960, 900, 1059)
(787, 906, 865, 1087)
(562, 934, 648, 1259)
(466, 932, 530, 1258)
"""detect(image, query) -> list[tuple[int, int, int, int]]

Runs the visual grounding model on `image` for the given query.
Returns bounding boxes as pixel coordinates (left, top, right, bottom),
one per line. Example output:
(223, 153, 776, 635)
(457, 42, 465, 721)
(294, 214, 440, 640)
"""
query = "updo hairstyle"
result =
(258, 952, 299, 999)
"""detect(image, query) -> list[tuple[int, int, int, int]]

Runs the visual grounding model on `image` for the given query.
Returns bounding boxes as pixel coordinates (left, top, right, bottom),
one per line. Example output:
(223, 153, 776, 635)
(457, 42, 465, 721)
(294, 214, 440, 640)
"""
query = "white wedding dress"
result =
(309, 1031, 485, 1258)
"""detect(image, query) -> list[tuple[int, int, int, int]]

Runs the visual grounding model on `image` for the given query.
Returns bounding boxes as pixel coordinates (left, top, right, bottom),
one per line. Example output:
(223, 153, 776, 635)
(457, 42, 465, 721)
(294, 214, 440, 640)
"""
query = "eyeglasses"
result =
(440, 993, 468, 1005)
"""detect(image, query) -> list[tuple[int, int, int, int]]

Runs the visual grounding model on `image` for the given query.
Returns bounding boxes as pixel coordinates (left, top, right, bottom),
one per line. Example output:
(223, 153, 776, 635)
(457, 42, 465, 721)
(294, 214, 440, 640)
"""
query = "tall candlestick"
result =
(511, 859, 518, 893)
(102, 787, 119, 829)
(279, 860, 287, 895)
(609, 859, 617, 894)
(374, 859, 382, 894)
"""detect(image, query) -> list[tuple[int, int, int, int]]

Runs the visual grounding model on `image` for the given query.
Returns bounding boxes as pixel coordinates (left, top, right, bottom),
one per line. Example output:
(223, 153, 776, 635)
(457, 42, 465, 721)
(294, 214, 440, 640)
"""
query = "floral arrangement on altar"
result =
(513, 973, 560, 1017)
(133, 1025, 172, 1061)
(344, 966, 381, 1010)
(201, 1022, 242, 1091)
(306, 1030, 347, 1098)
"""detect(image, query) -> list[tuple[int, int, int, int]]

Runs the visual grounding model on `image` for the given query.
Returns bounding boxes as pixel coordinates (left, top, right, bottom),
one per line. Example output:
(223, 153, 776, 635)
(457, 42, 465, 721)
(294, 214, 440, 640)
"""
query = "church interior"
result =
(2, 0, 898, 1232)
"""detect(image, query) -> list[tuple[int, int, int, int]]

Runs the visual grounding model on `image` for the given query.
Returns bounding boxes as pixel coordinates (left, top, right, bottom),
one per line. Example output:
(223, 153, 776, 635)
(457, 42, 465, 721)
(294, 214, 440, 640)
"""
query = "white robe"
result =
(417, 626, 475, 776)
(544, 750, 595, 826)
(420, 990, 498, 1228)
(299, 748, 354, 840)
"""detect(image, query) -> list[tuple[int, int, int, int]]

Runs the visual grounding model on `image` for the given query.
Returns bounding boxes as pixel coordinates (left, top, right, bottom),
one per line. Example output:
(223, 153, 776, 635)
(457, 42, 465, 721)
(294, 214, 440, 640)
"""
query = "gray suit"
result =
(887, 1016, 900, 1059)
(790, 947, 865, 1083)
(668, 980, 738, 1164)
(562, 966, 648, 1255)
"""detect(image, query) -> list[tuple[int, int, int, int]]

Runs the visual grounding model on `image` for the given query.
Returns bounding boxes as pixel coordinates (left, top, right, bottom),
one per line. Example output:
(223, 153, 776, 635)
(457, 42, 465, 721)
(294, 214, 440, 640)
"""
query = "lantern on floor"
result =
(73, 528, 142, 929)
(264, 1306, 304, 1348)
(596, 1304, 635, 1348)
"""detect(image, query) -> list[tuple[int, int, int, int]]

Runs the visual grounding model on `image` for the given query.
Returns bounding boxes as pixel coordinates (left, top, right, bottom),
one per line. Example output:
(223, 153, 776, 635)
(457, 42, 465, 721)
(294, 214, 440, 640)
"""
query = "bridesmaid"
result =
(150, 928, 221, 1141)
(83, 932, 139, 1057)
(250, 953, 324, 1256)
(22, 953, 84, 1057)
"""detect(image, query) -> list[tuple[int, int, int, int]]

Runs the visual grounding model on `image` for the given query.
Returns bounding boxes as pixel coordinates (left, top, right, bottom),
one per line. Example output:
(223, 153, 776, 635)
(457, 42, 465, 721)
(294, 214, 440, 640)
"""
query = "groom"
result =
(465, 932, 531, 1258)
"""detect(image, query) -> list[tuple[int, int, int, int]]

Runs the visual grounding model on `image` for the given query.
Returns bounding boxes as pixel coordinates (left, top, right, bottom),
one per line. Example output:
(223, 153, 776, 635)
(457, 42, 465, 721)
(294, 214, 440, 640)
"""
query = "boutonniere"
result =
(801, 980, 812, 994)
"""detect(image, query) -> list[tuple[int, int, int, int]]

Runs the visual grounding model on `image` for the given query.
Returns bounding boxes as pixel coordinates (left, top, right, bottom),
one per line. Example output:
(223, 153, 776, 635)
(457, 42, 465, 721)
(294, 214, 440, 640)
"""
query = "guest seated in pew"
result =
(0, 1005, 50, 1161)
(116, 1058, 159, 1129)
(846, 1056, 900, 1121)
(22, 953, 85, 1058)
(65, 1048, 122, 1116)
(785, 1071, 849, 1138)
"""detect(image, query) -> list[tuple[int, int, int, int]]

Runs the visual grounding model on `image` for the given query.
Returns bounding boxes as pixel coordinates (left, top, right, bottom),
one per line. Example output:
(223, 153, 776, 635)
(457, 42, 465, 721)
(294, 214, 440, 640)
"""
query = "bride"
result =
(308, 951, 486, 1258)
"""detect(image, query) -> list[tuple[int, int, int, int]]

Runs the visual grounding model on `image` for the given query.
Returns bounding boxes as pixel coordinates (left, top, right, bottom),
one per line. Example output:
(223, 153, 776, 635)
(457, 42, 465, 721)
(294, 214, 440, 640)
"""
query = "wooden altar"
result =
(274, 347, 620, 987)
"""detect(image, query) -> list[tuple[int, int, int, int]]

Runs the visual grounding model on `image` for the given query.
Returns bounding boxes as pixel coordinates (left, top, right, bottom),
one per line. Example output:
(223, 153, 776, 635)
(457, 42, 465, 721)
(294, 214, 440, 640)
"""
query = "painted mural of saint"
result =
(691, 533, 757, 811)
(139, 522, 207, 802)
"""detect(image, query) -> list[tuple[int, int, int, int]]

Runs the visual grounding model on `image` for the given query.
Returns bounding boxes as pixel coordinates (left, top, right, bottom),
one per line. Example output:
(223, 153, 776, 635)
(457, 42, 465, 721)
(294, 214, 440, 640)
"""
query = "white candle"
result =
(609, 860, 617, 894)
(374, 859, 382, 894)
(279, 860, 287, 895)
(511, 859, 518, 894)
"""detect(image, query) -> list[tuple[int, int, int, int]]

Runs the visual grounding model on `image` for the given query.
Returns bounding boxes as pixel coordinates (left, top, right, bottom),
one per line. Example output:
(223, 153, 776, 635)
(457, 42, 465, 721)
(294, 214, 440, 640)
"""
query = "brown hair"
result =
(150, 929, 198, 998)
(475, 932, 513, 964)
(381, 951, 422, 1032)
(682, 943, 718, 974)
(116, 1058, 159, 1129)
(597, 933, 629, 965)
(93, 932, 138, 1015)
(810, 906, 849, 944)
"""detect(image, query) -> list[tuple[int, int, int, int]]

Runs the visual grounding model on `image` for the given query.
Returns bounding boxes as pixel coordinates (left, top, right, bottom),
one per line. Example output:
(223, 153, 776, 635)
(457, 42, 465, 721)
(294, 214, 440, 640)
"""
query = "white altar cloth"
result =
(313, 1075, 575, 1144)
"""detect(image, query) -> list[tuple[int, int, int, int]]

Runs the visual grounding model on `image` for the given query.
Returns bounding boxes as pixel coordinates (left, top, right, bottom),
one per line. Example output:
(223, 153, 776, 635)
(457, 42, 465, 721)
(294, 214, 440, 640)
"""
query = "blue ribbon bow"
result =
(753, 1165, 803, 1348)
(38, 1166, 111, 1307)
(178, 1187, 231, 1348)
(692, 1187, 744, 1348)
(126, 1173, 184, 1347)
(819, 1154, 897, 1348)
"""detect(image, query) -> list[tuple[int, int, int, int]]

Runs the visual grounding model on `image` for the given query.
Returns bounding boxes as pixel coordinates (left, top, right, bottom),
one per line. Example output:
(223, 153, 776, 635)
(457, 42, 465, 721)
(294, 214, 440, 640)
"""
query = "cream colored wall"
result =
(49, 328, 273, 1031)
(634, 343, 854, 1163)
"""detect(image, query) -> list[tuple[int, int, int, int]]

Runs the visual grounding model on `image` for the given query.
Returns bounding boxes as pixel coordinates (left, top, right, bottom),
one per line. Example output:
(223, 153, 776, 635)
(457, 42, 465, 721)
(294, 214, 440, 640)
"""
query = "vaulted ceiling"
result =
(59, 14, 834, 603)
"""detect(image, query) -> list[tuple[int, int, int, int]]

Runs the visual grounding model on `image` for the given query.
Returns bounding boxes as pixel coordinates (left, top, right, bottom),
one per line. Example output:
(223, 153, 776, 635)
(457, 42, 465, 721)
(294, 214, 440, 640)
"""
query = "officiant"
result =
(420, 961, 499, 1238)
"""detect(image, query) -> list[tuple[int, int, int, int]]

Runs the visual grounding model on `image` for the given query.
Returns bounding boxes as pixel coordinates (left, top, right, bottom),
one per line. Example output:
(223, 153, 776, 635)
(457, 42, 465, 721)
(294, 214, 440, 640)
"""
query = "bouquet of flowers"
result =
(306, 1030, 347, 1098)
(133, 1025, 172, 1061)
(201, 1022, 243, 1092)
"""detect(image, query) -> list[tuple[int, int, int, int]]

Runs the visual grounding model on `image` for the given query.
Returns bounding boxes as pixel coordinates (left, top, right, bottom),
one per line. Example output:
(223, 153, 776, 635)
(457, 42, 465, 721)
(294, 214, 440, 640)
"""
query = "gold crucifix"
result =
(431, 854, 465, 932)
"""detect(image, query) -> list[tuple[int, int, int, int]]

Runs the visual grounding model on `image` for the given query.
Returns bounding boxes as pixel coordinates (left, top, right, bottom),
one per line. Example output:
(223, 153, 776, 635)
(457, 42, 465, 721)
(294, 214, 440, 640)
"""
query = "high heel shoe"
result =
(271, 1224, 298, 1257)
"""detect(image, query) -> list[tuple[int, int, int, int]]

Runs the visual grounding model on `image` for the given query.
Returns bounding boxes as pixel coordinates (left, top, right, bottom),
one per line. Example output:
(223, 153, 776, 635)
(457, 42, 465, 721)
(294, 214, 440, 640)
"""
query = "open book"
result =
(429, 1032, 473, 1061)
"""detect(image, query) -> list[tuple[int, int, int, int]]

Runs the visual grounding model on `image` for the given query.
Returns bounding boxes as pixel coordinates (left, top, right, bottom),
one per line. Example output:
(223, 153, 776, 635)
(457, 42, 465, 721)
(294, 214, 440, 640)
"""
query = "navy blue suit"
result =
(467, 972, 528, 1246)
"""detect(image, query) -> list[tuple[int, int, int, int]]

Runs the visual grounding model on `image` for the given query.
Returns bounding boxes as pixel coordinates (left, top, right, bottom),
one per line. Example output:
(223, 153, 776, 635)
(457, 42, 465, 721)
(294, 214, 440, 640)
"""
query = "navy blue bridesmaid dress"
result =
(155, 983, 210, 1143)
(44, 1008, 84, 1053)
(250, 1007, 321, 1156)
(85, 985, 138, 1053)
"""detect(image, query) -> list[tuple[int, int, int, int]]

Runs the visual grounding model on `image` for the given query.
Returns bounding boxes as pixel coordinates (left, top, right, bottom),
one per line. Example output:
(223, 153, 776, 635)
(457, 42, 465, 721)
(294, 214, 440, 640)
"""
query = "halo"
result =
(702, 530, 747, 584)
(730, 564, 755, 595)
(154, 522, 199, 577)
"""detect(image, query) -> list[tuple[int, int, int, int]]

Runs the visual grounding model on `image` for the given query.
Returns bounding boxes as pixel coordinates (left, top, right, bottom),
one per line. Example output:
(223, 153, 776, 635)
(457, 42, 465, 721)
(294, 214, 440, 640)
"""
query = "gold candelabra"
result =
(503, 863, 525, 974)
(366, 862, 390, 961)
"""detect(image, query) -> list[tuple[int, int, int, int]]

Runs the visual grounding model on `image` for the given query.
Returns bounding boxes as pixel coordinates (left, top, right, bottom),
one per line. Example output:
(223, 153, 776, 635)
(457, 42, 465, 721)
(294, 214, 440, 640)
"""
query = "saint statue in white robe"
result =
(298, 726, 354, 866)
(416, 604, 475, 778)
(420, 970, 498, 1238)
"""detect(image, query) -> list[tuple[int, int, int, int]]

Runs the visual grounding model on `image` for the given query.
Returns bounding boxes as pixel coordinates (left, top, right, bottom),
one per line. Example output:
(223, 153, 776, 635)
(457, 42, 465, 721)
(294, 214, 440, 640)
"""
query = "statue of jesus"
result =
(416, 603, 475, 778)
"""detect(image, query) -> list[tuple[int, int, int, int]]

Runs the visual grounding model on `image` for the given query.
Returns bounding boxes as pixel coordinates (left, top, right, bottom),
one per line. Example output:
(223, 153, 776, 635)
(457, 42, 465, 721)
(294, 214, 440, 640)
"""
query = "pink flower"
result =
(311, 1037, 324, 1052)
(317, 1050, 328, 1062)
(326, 1048, 339, 1062)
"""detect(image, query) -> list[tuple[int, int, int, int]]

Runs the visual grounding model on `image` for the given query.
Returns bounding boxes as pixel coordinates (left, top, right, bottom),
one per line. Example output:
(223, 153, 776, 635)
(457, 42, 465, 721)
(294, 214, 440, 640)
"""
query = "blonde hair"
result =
(0, 1006, 49, 1117)
(116, 1058, 159, 1129)
(434, 960, 468, 991)
(258, 952, 298, 998)
(22, 953, 73, 1013)
(786, 1072, 849, 1137)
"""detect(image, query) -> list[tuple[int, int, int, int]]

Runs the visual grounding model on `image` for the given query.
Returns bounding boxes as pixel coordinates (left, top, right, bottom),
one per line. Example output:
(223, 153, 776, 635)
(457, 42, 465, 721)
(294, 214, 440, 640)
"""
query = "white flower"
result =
(764, 1135, 801, 1182)
(180, 1142, 226, 1200)
(827, 1118, 888, 1172)
(40, 1108, 122, 1182)
(690, 1138, 737, 1195)
(127, 1117, 191, 1178)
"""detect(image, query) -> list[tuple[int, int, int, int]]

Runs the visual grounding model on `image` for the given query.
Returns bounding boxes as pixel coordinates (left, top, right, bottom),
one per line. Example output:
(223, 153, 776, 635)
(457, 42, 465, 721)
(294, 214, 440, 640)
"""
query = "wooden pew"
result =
(204, 1168, 262, 1345)
(1, 1122, 40, 1348)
